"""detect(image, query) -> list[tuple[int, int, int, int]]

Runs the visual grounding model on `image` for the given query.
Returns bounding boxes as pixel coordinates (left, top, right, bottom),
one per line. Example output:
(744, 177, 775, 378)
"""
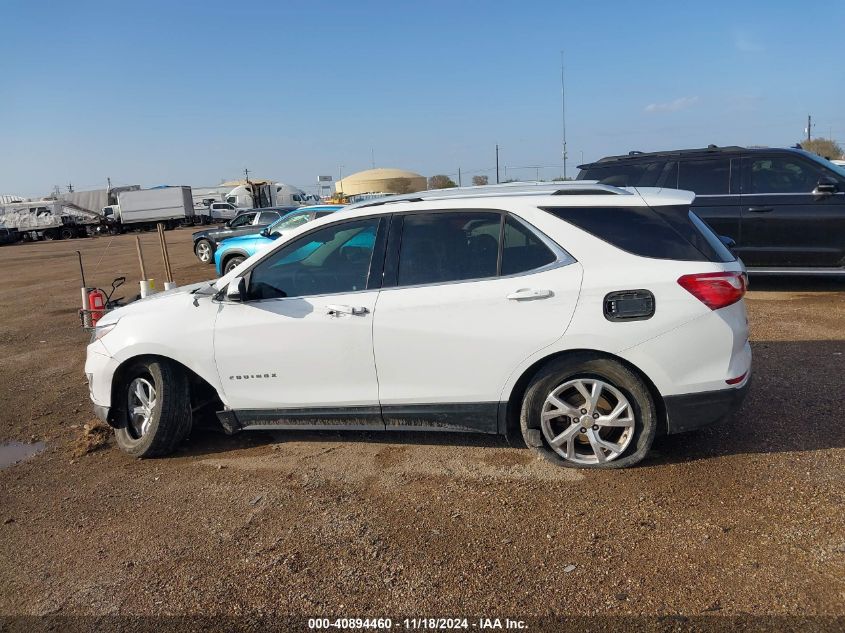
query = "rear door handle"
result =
(507, 288, 553, 301)
(326, 304, 369, 316)
(747, 206, 774, 213)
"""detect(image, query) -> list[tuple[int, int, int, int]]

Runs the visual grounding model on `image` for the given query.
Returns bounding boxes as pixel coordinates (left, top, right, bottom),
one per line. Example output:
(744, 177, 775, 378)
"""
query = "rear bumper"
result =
(664, 378, 750, 434)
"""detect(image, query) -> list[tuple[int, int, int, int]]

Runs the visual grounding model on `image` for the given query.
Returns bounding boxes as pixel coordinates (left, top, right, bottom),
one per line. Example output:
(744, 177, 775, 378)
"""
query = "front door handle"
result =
(507, 288, 553, 301)
(326, 304, 369, 316)
(747, 206, 774, 213)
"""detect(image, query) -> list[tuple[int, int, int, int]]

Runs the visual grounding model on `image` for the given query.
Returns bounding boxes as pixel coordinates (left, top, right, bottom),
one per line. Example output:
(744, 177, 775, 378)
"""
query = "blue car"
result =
(214, 205, 344, 275)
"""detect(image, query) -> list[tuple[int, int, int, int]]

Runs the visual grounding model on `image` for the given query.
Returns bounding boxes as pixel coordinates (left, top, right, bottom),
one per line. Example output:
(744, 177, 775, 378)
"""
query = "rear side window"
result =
(678, 159, 731, 195)
(541, 206, 733, 262)
(501, 217, 557, 275)
(397, 212, 501, 286)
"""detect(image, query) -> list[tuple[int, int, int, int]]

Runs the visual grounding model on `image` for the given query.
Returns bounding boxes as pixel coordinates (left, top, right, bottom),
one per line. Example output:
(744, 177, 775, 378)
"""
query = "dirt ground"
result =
(0, 229, 843, 629)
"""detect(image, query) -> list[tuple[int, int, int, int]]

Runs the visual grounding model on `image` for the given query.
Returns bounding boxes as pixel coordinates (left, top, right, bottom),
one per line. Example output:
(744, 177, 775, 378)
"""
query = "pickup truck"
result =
(192, 207, 297, 264)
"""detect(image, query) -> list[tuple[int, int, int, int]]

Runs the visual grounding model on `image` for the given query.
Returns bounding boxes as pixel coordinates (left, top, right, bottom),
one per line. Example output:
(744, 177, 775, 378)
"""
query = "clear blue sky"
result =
(2, 0, 844, 196)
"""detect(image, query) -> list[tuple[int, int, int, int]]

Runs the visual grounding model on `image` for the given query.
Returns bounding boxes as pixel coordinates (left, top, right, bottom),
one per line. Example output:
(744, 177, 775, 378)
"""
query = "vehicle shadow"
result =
(178, 340, 845, 466)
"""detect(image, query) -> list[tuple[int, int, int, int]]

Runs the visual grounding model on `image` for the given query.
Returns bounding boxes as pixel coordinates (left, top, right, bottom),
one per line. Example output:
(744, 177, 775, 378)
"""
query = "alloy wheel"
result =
(540, 378, 635, 465)
(128, 377, 157, 439)
(196, 241, 211, 262)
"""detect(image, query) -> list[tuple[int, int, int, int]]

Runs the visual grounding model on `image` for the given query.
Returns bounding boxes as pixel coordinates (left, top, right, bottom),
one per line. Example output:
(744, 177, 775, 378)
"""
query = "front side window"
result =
(749, 157, 822, 194)
(397, 212, 501, 286)
(249, 217, 380, 300)
(678, 158, 731, 195)
(230, 213, 254, 227)
(269, 211, 311, 233)
(258, 211, 279, 224)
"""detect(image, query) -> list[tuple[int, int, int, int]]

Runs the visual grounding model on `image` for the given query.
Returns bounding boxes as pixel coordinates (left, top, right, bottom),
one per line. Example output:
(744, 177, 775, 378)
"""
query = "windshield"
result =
(797, 149, 845, 178)
(267, 211, 310, 233)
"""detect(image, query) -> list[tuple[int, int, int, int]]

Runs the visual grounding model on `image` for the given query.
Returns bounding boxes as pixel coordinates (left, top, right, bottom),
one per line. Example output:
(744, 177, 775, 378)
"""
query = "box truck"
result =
(102, 186, 194, 232)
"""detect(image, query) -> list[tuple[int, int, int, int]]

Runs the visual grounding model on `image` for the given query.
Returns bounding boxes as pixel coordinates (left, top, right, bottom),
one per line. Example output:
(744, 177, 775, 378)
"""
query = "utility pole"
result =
(244, 168, 251, 184)
(561, 50, 568, 180)
(458, 167, 462, 187)
(807, 115, 812, 142)
(496, 144, 500, 184)
(67, 182, 74, 193)
(107, 177, 112, 191)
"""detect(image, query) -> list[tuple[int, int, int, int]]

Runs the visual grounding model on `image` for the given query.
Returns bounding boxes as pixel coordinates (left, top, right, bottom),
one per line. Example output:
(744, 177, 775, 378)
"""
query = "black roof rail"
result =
(583, 145, 749, 166)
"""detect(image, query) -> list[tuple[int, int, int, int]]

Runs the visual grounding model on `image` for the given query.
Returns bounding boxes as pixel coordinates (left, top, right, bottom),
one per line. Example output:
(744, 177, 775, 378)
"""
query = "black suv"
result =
(192, 207, 297, 264)
(577, 146, 845, 273)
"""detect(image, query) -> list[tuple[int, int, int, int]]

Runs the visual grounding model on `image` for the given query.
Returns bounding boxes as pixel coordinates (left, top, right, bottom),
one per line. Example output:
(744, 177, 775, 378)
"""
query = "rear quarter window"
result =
(541, 205, 733, 262)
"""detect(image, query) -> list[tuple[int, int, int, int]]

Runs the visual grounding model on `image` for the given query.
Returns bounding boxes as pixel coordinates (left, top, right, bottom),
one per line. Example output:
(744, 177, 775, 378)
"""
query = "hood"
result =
(96, 280, 216, 326)
(221, 232, 269, 248)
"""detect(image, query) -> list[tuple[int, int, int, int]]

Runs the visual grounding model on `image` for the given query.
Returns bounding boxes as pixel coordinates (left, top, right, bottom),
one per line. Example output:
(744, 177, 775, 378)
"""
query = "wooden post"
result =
(135, 236, 147, 279)
(157, 223, 173, 283)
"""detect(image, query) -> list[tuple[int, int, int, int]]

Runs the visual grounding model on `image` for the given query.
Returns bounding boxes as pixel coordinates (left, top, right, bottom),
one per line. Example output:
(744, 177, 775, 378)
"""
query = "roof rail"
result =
(348, 181, 630, 209)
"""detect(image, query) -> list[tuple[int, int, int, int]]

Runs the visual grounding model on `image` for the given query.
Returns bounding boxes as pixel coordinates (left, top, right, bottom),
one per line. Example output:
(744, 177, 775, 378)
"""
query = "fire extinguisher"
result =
(88, 289, 107, 326)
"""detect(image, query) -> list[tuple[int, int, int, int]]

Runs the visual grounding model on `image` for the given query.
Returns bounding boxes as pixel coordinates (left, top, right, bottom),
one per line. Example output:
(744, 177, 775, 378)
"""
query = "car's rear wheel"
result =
(114, 359, 192, 457)
(194, 239, 213, 263)
(223, 255, 245, 275)
(520, 355, 656, 468)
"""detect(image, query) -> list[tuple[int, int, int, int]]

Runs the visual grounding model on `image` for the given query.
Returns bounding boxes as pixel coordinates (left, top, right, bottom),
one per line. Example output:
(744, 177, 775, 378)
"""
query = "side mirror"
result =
(813, 177, 838, 197)
(260, 228, 270, 237)
(226, 276, 246, 301)
(719, 235, 737, 250)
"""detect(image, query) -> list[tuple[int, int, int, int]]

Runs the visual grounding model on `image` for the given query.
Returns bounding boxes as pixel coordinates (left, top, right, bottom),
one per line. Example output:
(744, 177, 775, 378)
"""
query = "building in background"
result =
(336, 168, 426, 196)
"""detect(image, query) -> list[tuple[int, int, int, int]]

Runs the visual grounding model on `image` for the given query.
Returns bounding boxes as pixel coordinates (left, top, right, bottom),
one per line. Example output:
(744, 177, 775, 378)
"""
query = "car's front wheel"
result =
(114, 359, 192, 457)
(520, 355, 656, 469)
(194, 238, 213, 263)
(223, 255, 245, 275)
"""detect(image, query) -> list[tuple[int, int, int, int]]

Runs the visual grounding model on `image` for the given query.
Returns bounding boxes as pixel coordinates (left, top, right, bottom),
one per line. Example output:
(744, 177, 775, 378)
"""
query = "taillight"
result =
(677, 271, 746, 310)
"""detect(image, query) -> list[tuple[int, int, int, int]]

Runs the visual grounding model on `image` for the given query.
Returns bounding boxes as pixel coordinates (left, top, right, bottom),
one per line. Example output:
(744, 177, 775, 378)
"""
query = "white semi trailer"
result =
(0, 200, 101, 241)
(102, 186, 195, 232)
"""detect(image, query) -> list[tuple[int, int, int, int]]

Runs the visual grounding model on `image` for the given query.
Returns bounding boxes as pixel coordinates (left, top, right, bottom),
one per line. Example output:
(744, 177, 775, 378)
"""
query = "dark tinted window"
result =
(678, 159, 730, 195)
(542, 206, 710, 261)
(249, 218, 379, 299)
(658, 161, 678, 188)
(749, 157, 822, 193)
(579, 162, 663, 187)
(397, 212, 501, 286)
(649, 205, 735, 263)
(501, 216, 557, 275)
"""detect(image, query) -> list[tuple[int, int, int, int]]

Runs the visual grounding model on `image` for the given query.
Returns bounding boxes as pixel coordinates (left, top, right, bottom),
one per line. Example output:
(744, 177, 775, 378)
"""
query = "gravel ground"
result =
(0, 229, 843, 630)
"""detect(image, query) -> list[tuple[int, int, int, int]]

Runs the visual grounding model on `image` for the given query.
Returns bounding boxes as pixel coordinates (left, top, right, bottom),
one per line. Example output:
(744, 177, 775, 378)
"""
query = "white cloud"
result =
(644, 96, 700, 113)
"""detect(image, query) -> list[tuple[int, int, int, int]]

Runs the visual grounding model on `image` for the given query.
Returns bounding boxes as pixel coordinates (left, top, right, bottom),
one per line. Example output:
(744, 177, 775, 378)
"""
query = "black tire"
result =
(520, 354, 656, 469)
(59, 227, 75, 240)
(114, 359, 192, 458)
(223, 255, 245, 275)
(42, 229, 58, 241)
(194, 238, 214, 264)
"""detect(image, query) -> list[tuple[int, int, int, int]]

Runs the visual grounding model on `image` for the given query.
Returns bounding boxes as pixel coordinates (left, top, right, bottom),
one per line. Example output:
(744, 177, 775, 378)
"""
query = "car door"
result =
(213, 215, 388, 429)
(677, 156, 743, 246)
(372, 210, 582, 433)
(739, 154, 845, 266)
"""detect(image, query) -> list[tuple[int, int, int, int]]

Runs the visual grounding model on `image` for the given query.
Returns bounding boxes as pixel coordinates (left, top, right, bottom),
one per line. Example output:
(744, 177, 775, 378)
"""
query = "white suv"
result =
(85, 183, 751, 468)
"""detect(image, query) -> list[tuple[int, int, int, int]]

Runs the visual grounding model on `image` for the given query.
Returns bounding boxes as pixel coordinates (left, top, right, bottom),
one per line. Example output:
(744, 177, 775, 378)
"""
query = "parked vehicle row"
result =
(191, 207, 300, 263)
(577, 145, 845, 274)
(213, 205, 344, 275)
(86, 183, 750, 469)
